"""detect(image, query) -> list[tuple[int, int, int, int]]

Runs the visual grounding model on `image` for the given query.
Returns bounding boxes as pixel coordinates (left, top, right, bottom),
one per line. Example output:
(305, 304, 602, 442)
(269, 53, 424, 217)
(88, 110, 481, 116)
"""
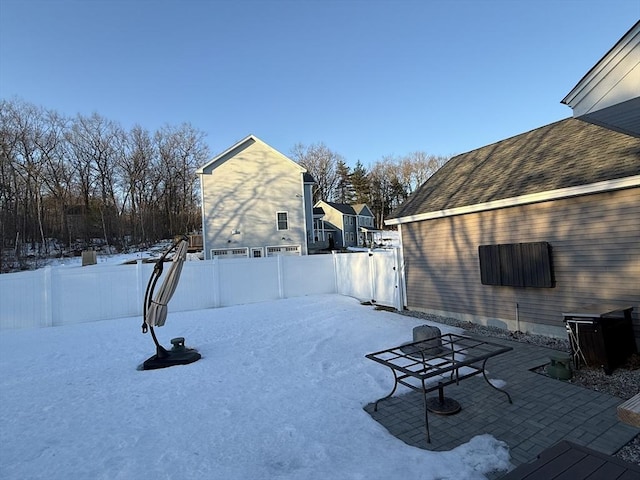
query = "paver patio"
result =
(364, 333, 639, 478)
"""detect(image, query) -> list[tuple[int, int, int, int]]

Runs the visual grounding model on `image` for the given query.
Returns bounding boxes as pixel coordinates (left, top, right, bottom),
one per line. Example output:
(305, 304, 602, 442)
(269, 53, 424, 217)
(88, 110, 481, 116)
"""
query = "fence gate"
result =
(368, 248, 404, 311)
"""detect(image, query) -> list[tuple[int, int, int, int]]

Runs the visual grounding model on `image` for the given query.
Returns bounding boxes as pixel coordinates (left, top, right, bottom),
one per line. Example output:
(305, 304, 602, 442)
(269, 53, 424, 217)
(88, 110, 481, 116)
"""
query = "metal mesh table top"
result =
(365, 333, 513, 380)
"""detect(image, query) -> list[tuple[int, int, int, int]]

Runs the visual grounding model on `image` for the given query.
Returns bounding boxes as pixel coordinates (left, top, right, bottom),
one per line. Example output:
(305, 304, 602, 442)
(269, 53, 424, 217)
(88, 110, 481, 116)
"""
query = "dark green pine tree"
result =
(350, 161, 370, 205)
(334, 159, 355, 203)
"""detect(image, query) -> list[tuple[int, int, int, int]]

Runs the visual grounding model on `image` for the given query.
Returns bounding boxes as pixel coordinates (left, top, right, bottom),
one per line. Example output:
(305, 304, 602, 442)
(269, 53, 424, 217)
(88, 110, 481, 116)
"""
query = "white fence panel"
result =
(334, 252, 373, 301)
(0, 248, 404, 330)
(217, 257, 281, 307)
(51, 263, 148, 326)
(281, 254, 336, 297)
(333, 250, 401, 309)
(0, 269, 48, 329)
(371, 249, 402, 310)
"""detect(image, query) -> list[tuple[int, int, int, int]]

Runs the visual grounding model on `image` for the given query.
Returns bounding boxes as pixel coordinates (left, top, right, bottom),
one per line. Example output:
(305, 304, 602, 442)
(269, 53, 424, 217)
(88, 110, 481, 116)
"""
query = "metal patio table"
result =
(366, 333, 513, 444)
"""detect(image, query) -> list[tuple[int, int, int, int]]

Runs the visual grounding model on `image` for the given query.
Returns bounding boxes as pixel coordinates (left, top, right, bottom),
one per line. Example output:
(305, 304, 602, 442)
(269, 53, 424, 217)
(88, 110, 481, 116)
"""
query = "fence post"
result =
(136, 260, 145, 317)
(212, 256, 220, 307)
(393, 247, 404, 311)
(368, 249, 376, 303)
(277, 255, 285, 299)
(43, 266, 53, 327)
(396, 225, 408, 310)
(332, 251, 339, 294)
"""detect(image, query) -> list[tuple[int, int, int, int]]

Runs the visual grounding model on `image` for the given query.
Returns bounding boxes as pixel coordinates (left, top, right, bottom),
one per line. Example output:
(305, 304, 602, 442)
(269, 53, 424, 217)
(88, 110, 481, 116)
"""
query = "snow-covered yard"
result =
(0, 294, 511, 479)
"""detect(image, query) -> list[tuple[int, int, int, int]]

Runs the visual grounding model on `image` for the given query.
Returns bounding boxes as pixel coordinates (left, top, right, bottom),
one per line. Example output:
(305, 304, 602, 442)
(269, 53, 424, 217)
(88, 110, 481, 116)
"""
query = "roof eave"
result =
(385, 175, 640, 226)
(561, 21, 640, 136)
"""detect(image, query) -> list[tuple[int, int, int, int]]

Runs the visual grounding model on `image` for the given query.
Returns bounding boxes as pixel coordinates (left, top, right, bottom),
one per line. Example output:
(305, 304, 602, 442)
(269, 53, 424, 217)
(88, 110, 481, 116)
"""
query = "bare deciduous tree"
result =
(119, 125, 157, 245)
(290, 142, 344, 204)
(66, 112, 123, 248)
(0, 98, 211, 271)
(155, 123, 210, 237)
(400, 151, 449, 194)
(291, 144, 449, 228)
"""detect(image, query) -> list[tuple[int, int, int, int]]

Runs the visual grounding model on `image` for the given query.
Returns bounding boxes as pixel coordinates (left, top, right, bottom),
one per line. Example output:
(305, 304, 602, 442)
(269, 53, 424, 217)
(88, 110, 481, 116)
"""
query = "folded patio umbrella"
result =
(145, 237, 188, 328)
(140, 235, 201, 370)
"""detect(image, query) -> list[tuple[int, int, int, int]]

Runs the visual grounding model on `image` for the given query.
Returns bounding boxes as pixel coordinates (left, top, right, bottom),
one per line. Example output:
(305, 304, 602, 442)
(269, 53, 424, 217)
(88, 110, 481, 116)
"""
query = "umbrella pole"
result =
(149, 326, 169, 358)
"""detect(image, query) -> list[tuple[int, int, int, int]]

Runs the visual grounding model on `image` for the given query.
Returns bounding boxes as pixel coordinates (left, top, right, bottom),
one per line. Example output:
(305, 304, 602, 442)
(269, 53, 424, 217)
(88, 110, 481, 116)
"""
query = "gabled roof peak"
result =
(316, 201, 373, 216)
(196, 134, 306, 175)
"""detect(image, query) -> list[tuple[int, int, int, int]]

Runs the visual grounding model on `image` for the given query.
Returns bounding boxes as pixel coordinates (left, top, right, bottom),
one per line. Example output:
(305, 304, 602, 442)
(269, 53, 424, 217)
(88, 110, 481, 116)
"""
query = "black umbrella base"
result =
(426, 396, 461, 415)
(140, 337, 201, 370)
(142, 349, 201, 370)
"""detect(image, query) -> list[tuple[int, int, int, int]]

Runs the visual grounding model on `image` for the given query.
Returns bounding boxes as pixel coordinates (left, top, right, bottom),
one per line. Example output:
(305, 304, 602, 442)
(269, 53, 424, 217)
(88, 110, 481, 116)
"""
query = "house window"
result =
(267, 245, 301, 256)
(211, 247, 249, 259)
(277, 212, 288, 230)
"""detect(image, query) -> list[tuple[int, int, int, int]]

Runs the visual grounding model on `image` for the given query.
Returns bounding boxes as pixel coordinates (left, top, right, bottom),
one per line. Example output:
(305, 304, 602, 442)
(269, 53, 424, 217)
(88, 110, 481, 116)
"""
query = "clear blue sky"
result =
(1, 0, 638, 166)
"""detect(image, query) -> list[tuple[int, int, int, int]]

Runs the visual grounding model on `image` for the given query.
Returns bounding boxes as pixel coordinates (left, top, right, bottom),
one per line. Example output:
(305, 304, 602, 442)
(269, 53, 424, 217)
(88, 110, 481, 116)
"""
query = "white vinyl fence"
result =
(0, 250, 404, 330)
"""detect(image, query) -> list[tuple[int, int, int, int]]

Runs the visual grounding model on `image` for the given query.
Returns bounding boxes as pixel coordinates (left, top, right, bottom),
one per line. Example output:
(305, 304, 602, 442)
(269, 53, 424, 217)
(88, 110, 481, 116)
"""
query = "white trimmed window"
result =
(211, 247, 249, 259)
(276, 211, 288, 230)
(266, 245, 301, 256)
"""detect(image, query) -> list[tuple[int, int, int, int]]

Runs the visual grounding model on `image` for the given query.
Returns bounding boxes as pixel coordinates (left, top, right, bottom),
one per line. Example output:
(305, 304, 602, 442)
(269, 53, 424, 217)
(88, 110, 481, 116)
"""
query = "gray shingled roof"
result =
(324, 203, 374, 216)
(389, 118, 640, 220)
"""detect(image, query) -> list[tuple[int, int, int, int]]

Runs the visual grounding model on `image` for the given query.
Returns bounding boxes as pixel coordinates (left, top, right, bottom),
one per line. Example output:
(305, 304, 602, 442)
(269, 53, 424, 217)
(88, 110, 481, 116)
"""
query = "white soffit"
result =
(562, 21, 640, 137)
(385, 175, 640, 226)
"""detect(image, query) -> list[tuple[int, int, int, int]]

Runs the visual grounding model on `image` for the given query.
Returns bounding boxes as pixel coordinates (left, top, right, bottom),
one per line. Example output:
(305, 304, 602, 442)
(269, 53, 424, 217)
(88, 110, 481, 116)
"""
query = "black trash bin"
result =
(563, 305, 637, 374)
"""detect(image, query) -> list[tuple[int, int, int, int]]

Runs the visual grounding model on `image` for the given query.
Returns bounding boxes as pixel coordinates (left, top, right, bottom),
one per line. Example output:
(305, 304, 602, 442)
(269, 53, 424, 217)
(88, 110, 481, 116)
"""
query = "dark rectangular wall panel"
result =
(479, 245, 501, 285)
(479, 242, 552, 288)
(501, 243, 524, 287)
(521, 242, 553, 287)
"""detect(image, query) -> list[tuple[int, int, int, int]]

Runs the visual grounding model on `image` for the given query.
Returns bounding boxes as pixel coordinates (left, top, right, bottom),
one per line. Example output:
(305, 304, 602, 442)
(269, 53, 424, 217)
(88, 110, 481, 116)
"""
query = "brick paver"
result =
(363, 334, 639, 477)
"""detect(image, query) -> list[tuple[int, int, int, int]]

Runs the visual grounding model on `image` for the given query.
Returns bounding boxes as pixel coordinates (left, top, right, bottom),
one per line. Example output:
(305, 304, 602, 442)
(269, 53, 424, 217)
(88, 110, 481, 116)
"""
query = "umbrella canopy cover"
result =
(145, 239, 188, 328)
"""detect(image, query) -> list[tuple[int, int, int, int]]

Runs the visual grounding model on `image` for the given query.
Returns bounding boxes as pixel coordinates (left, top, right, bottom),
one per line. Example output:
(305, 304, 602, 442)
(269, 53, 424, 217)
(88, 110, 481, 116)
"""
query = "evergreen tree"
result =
(350, 161, 370, 205)
(334, 159, 355, 203)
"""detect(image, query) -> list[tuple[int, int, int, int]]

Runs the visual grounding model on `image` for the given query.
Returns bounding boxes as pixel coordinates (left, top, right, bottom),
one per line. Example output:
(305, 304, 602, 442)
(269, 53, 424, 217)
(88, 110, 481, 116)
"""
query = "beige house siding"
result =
(401, 187, 640, 340)
(199, 139, 307, 259)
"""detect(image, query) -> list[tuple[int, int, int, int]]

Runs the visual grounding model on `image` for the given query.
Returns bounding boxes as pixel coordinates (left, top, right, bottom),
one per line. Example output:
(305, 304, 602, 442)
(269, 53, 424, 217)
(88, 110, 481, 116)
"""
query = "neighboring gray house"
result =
(196, 135, 316, 259)
(314, 201, 375, 248)
(311, 206, 336, 248)
(386, 118, 640, 342)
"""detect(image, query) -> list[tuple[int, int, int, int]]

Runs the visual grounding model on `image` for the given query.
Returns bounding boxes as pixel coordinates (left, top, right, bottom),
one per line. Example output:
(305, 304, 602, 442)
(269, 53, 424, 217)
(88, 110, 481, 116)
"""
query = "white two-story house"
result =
(196, 135, 316, 259)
